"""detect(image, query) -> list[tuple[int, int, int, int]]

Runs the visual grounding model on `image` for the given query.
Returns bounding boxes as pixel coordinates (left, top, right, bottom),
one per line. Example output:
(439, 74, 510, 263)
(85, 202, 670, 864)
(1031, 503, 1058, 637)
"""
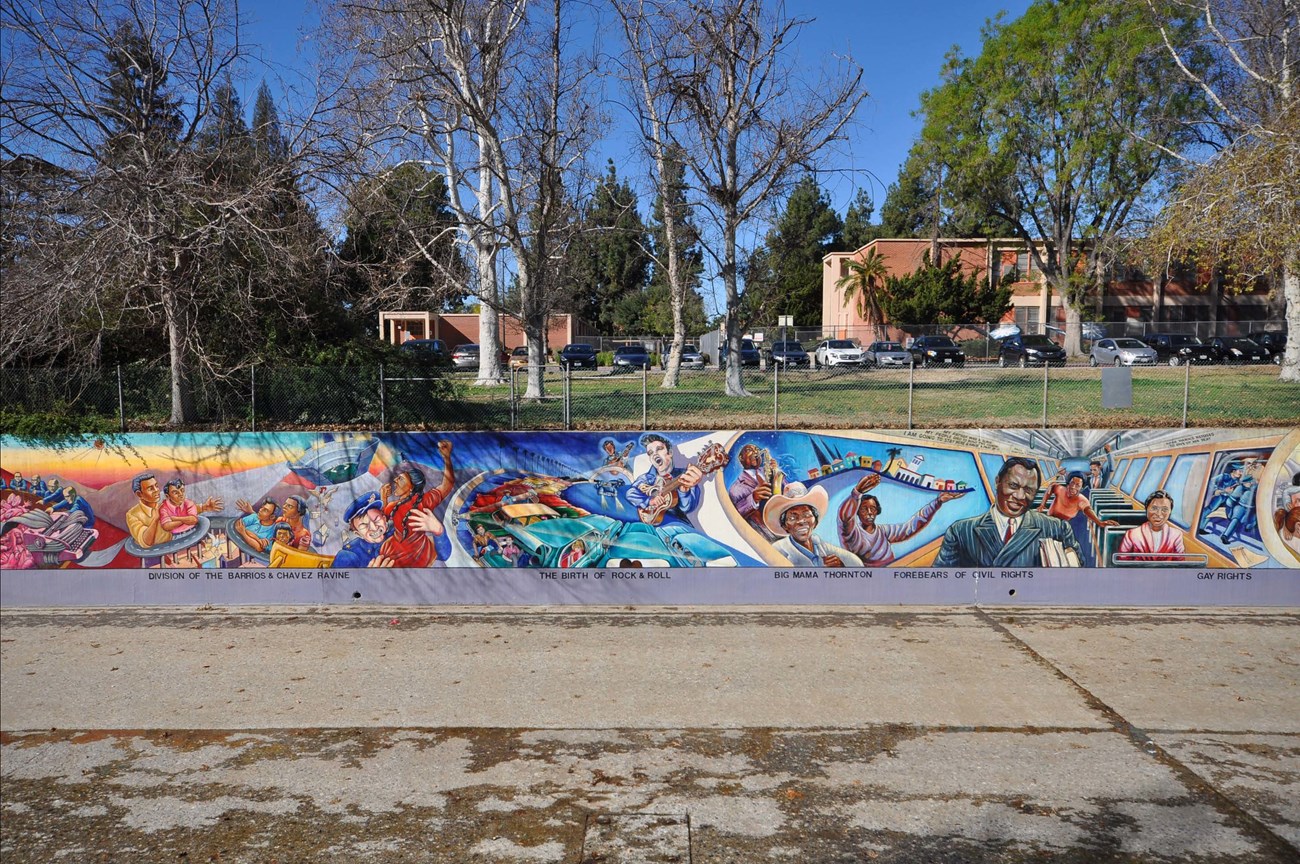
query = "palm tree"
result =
(836, 249, 889, 339)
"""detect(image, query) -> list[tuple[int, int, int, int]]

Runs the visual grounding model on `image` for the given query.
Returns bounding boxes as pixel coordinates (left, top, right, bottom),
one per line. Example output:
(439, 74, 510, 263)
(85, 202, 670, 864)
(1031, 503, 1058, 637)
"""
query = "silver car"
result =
(1089, 338, 1157, 367)
(662, 344, 706, 370)
(864, 340, 911, 368)
(451, 343, 480, 369)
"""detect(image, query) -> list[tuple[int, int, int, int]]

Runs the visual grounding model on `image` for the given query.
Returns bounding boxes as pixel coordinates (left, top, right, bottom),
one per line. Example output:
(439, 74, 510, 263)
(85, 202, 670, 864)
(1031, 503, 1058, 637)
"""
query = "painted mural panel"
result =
(1, 429, 1297, 607)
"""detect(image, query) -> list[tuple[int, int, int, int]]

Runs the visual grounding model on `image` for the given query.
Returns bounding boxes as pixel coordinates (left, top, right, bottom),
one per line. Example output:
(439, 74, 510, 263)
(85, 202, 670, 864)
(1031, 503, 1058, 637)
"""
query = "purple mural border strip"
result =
(3, 567, 1297, 607)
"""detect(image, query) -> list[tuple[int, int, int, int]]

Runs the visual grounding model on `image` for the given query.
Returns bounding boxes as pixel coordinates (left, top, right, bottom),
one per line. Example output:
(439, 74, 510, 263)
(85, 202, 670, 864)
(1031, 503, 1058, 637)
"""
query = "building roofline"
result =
(823, 237, 1050, 263)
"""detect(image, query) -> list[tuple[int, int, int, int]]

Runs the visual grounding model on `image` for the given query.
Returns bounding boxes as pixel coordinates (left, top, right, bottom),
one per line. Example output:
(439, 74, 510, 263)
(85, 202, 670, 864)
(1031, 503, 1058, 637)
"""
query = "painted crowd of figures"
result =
(1, 430, 1296, 572)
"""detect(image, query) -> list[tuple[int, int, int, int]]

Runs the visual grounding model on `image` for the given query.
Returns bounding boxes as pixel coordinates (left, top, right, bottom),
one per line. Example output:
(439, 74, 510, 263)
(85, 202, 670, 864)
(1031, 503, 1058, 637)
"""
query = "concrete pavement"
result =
(2, 606, 1298, 862)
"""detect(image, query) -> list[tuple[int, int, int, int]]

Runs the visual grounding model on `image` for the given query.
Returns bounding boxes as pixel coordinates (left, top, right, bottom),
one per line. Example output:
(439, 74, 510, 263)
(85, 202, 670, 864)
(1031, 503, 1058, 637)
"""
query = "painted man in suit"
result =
(934, 457, 1081, 568)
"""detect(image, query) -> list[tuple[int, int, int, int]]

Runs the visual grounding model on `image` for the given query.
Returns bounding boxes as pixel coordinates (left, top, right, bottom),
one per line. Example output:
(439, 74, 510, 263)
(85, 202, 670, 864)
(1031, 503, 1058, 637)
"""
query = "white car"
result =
(1089, 338, 1157, 367)
(864, 341, 911, 368)
(814, 339, 865, 368)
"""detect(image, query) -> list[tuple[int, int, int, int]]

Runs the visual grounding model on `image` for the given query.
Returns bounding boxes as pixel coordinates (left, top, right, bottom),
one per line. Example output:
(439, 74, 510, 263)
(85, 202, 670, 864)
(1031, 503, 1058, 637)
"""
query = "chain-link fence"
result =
(2, 357, 1295, 432)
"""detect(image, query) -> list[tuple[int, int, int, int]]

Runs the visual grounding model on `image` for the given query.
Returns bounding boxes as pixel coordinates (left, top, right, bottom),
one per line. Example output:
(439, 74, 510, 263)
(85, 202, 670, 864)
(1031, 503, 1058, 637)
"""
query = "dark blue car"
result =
(558, 343, 598, 370)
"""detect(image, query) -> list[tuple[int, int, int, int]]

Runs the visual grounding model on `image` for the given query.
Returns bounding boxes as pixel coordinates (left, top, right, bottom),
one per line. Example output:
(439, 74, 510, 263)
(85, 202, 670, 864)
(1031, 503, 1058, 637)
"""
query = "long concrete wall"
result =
(2, 429, 1296, 606)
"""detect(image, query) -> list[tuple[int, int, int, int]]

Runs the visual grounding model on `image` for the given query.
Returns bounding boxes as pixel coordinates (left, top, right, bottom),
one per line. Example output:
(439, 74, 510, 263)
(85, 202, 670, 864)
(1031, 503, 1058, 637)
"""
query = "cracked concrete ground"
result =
(1, 606, 1297, 863)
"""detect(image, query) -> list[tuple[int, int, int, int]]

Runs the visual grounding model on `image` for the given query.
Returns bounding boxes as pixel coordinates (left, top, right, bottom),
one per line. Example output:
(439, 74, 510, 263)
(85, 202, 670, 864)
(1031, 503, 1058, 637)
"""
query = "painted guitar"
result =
(635, 442, 730, 526)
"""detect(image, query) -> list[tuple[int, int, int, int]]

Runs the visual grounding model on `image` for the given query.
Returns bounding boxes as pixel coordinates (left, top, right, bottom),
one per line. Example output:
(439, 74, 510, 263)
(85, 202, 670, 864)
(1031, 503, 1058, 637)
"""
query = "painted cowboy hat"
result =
(763, 482, 828, 538)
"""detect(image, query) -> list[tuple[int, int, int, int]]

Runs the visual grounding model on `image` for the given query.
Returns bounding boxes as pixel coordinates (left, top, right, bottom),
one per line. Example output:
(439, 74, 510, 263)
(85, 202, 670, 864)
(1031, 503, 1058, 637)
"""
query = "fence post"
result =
(1042, 360, 1050, 429)
(907, 360, 914, 429)
(117, 364, 126, 433)
(772, 356, 780, 430)
(641, 363, 648, 431)
(379, 363, 386, 432)
(250, 364, 257, 432)
(1182, 360, 1191, 428)
(564, 363, 572, 431)
(510, 366, 517, 431)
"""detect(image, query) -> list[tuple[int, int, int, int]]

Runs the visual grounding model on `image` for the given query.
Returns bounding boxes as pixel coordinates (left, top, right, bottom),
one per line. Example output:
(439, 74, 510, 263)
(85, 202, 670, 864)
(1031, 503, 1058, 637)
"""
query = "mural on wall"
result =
(1, 429, 1298, 579)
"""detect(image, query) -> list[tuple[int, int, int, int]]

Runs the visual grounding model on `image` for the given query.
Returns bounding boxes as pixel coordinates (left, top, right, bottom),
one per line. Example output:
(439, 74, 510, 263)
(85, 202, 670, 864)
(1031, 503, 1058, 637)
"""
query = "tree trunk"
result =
(474, 146, 505, 387)
(161, 286, 194, 425)
(1208, 268, 1221, 337)
(662, 297, 684, 388)
(659, 173, 685, 389)
(723, 212, 749, 397)
(1280, 261, 1300, 383)
(524, 305, 546, 399)
(1154, 268, 1167, 326)
(476, 285, 504, 386)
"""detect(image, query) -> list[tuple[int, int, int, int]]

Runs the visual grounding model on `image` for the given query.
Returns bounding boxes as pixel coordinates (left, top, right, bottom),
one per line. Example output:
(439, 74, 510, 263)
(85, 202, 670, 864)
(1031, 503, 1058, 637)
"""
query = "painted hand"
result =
(409, 507, 444, 536)
(856, 474, 882, 494)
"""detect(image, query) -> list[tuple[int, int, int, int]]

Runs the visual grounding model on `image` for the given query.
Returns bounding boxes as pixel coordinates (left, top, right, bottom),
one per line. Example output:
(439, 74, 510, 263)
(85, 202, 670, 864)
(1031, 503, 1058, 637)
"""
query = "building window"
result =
(1016, 251, 1031, 279)
(1015, 305, 1041, 333)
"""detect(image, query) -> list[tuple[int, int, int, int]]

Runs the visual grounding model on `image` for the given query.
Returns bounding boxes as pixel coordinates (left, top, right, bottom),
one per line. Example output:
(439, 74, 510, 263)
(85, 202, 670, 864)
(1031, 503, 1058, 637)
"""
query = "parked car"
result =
(451, 343, 481, 369)
(1246, 330, 1286, 358)
(766, 340, 810, 368)
(661, 344, 706, 370)
(1089, 337, 1157, 367)
(612, 344, 652, 372)
(399, 338, 450, 365)
(863, 341, 911, 368)
(997, 333, 1066, 367)
(510, 346, 548, 369)
(1209, 336, 1270, 364)
(558, 343, 598, 370)
(814, 339, 866, 368)
(907, 335, 965, 368)
(719, 338, 761, 368)
(1145, 333, 1217, 366)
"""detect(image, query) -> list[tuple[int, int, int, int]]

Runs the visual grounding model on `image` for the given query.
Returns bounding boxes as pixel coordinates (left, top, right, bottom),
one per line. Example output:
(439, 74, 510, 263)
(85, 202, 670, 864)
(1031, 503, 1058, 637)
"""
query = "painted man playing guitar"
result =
(627, 434, 729, 526)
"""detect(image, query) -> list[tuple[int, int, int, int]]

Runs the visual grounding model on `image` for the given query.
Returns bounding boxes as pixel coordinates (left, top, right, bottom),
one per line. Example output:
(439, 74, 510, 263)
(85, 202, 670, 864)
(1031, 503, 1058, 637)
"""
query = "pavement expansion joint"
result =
(974, 606, 1300, 862)
(3, 607, 1297, 862)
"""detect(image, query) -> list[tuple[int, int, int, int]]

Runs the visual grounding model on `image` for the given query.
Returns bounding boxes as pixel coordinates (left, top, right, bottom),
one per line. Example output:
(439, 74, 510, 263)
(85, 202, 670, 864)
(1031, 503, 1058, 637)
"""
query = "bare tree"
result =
(636, 0, 865, 397)
(614, 0, 696, 388)
(1147, 0, 1300, 380)
(1, 0, 327, 423)
(331, 0, 599, 395)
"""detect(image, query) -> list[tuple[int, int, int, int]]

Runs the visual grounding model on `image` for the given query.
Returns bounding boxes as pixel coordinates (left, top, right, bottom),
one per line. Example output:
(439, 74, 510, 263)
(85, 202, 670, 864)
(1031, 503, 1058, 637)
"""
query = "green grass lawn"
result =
(5, 362, 1294, 434)
(442, 364, 1298, 430)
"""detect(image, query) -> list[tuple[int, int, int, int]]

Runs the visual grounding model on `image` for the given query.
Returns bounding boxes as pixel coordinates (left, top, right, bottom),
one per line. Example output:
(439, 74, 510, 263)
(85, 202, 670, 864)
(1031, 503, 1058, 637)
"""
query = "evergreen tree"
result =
(880, 253, 1012, 334)
(915, 0, 1201, 353)
(99, 21, 182, 164)
(878, 145, 999, 241)
(877, 152, 932, 239)
(339, 163, 467, 310)
(841, 188, 878, 250)
(564, 162, 651, 331)
(251, 81, 289, 165)
(749, 175, 842, 326)
(196, 79, 253, 185)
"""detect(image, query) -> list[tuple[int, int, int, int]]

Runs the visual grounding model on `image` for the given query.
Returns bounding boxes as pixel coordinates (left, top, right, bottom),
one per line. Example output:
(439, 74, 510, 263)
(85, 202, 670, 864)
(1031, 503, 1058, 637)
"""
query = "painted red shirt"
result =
(380, 488, 446, 567)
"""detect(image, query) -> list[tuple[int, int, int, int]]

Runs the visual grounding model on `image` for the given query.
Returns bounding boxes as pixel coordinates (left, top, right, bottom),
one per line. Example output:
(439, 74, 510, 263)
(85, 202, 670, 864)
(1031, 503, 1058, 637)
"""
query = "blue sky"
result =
(236, 1, 1033, 315)
(240, 0, 1031, 215)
